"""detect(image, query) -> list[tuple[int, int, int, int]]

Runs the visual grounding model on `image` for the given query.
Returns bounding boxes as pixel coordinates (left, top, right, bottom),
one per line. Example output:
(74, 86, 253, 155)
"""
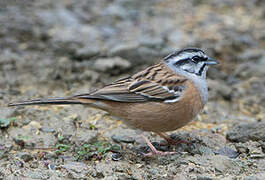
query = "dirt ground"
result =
(0, 0, 265, 179)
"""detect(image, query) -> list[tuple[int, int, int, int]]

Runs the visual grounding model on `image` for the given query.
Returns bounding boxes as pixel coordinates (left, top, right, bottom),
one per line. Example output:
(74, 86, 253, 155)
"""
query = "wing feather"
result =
(75, 62, 187, 103)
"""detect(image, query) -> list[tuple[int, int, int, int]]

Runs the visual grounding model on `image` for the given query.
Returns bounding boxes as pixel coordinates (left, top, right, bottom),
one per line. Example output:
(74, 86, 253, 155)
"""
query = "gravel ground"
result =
(0, 0, 265, 179)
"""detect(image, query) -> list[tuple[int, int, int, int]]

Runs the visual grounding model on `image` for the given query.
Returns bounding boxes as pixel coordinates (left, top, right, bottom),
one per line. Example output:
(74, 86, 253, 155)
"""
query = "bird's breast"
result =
(101, 81, 204, 132)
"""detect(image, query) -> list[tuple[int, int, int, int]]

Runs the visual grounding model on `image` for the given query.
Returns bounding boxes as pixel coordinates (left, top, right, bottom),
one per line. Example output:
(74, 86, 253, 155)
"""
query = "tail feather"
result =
(8, 97, 83, 107)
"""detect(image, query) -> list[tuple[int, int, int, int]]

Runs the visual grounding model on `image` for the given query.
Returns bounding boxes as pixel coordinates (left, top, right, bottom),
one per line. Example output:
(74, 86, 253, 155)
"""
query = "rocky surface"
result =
(227, 121, 265, 143)
(0, 0, 265, 179)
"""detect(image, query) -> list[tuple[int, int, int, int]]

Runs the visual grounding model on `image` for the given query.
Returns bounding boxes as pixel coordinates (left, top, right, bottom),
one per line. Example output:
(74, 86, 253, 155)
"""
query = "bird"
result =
(8, 48, 219, 156)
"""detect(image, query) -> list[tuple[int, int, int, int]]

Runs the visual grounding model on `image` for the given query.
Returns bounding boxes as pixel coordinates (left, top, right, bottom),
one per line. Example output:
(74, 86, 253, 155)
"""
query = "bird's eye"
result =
(191, 56, 200, 63)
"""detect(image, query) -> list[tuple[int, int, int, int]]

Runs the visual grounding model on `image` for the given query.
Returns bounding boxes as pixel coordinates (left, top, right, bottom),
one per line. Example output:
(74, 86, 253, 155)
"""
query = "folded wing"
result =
(75, 63, 187, 103)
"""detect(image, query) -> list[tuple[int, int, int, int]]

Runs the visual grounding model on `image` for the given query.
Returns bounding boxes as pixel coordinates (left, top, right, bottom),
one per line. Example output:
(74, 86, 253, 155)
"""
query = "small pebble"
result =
(40, 127, 55, 133)
(48, 164, 55, 170)
(112, 153, 123, 161)
(215, 146, 239, 158)
(20, 153, 34, 162)
(111, 135, 135, 143)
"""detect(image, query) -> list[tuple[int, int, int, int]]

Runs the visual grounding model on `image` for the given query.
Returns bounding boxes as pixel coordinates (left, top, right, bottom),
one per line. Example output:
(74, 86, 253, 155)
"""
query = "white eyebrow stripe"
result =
(170, 52, 197, 62)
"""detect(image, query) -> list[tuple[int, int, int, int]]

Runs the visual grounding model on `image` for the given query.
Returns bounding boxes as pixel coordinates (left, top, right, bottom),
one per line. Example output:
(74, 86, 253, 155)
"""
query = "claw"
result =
(141, 134, 177, 156)
(157, 132, 191, 145)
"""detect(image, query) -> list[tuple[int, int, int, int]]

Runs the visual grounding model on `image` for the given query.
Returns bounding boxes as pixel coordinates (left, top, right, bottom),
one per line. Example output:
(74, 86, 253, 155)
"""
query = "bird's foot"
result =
(141, 134, 178, 157)
(157, 132, 191, 146)
(163, 138, 190, 146)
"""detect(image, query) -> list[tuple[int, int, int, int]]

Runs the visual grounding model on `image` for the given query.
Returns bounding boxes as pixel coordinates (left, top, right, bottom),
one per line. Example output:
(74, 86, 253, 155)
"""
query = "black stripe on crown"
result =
(164, 48, 205, 61)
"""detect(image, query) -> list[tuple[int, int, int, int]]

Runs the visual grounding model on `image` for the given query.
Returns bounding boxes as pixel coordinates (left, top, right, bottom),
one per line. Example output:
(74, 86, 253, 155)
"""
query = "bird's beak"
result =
(205, 57, 219, 65)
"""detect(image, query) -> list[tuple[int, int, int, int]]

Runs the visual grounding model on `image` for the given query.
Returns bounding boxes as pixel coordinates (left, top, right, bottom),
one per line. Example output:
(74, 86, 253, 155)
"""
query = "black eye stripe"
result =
(192, 56, 207, 62)
(174, 59, 190, 66)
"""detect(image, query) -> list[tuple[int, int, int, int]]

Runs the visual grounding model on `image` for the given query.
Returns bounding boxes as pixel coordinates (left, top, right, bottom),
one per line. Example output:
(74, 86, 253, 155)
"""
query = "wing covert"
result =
(74, 62, 187, 103)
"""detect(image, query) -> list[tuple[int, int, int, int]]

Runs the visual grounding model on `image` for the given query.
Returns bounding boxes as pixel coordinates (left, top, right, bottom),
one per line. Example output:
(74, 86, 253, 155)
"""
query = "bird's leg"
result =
(141, 134, 177, 156)
(157, 132, 190, 145)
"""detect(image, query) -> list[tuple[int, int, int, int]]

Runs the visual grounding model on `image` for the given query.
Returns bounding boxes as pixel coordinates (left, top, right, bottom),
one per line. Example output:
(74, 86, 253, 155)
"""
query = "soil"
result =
(0, 0, 265, 179)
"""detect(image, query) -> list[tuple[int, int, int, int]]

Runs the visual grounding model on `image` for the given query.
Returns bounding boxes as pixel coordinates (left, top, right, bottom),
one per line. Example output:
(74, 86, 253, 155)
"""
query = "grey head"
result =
(164, 48, 218, 79)
(164, 48, 219, 104)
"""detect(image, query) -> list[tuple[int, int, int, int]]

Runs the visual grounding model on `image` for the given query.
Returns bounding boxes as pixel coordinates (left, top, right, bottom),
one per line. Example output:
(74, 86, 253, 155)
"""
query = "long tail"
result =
(8, 97, 84, 107)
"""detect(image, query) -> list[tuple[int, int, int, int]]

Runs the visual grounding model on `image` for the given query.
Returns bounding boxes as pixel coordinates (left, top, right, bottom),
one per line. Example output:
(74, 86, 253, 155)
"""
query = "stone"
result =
(237, 49, 264, 62)
(211, 155, 241, 174)
(93, 57, 131, 75)
(111, 135, 135, 143)
(208, 80, 232, 100)
(70, 129, 98, 146)
(40, 127, 55, 133)
(17, 152, 34, 162)
(215, 146, 239, 158)
(227, 121, 265, 143)
(197, 175, 214, 180)
(108, 41, 162, 65)
(112, 152, 123, 161)
(75, 45, 101, 60)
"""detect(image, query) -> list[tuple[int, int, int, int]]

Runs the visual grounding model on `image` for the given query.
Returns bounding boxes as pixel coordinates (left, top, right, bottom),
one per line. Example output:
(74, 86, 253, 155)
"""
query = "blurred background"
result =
(0, 0, 265, 179)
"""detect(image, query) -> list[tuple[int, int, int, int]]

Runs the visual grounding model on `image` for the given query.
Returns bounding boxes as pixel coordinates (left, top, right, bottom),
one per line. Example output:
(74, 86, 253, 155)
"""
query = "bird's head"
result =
(164, 48, 219, 78)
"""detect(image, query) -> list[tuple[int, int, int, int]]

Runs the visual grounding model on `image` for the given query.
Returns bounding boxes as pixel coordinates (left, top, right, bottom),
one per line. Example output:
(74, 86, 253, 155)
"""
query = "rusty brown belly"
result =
(101, 83, 204, 132)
